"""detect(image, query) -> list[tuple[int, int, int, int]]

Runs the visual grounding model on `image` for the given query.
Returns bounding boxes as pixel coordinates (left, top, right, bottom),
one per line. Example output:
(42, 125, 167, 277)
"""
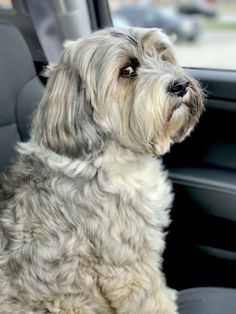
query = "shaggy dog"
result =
(0, 28, 203, 313)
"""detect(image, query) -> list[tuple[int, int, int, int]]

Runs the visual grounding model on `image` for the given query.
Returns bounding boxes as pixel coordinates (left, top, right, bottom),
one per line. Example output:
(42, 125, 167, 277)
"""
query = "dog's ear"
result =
(41, 63, 57, 78)
(32, 47, 104, 159)
(41, 42, 77, 78)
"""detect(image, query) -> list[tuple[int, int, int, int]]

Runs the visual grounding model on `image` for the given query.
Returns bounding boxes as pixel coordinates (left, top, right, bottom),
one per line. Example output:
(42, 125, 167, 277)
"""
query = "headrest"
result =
(0, 20, 44, 171)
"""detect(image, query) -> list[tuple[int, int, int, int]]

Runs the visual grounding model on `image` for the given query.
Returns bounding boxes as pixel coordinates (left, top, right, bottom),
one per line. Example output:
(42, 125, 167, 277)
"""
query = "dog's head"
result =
(33, 28, 204, 157)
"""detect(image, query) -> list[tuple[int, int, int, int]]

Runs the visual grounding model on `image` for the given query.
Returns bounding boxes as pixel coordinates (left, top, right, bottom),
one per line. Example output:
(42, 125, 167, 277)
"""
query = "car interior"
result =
(0, 0, 236, 313)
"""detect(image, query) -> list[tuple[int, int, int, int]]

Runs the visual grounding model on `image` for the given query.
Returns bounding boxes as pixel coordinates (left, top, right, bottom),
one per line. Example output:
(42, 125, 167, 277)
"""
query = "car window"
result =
(0, 0, 12, 10)
(108, 0, 236, 71)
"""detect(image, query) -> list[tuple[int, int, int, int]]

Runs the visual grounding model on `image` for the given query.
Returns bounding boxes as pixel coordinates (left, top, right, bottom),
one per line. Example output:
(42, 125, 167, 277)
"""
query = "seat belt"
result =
(26, 0, 64, 63)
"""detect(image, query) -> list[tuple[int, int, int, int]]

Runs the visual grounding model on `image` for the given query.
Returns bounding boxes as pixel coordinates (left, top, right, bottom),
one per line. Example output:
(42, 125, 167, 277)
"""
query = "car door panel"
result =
(163, 69, 236, 290)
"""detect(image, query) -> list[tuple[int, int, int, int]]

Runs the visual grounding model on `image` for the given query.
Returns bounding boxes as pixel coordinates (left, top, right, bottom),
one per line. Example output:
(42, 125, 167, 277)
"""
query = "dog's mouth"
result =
(167, 101, 186, 122)
(167, 91, 192, 122)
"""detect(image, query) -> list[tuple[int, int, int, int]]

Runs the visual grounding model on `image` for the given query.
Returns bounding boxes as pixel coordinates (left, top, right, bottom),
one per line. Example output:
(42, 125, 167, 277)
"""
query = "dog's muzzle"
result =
(169, 77, 189, 98)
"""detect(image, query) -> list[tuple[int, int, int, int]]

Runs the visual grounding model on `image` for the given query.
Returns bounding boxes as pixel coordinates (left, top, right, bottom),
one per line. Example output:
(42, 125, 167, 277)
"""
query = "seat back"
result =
(0, 20, 44, 172)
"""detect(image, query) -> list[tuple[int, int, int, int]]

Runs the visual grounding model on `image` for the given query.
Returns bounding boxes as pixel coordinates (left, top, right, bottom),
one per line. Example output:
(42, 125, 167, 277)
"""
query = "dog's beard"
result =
(168, 76, 204, 144)
(124, 73, 204, 156)
(97, 73, 203, 156)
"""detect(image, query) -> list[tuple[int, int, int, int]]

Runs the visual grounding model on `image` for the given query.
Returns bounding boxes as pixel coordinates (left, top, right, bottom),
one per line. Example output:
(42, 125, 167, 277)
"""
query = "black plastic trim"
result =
(170, 167, 236, 196)
(185, 68, 236, 101)
(195, 245, 236, 262)
(87, 0, 112, 31)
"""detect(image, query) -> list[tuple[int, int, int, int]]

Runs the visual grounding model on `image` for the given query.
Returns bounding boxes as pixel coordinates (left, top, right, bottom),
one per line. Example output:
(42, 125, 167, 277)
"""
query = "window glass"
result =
(108, 0, 236, 70)
(0, 0, 12, 10)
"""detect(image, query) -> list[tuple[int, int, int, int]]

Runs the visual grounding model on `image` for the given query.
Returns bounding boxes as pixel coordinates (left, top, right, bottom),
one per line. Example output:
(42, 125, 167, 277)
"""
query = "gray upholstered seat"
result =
(178, 287, 236, 314)
(0, 20, 44, 172)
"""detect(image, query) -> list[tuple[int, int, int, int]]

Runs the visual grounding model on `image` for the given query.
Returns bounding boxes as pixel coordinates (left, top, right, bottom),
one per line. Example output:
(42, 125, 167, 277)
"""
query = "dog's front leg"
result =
(144, 285, 178, 314)
(99, 271, 178, 314)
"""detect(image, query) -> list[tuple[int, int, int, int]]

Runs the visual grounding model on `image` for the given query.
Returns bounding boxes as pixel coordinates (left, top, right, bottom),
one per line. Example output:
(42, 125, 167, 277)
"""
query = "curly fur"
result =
(0, 28, 204, 313)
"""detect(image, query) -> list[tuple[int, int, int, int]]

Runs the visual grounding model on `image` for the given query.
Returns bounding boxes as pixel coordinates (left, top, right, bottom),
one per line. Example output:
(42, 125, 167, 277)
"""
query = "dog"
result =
(0, 28, 203, 313)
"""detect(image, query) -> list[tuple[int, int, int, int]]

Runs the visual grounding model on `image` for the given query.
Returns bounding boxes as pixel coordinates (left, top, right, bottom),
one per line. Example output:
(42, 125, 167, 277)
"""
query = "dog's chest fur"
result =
(100, 142, 173, 258)
(0, 141, 173, 312)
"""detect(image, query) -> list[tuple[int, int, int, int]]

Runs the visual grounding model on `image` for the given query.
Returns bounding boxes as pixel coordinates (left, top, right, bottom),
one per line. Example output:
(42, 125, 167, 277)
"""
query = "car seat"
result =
(0, 20, 44, 172)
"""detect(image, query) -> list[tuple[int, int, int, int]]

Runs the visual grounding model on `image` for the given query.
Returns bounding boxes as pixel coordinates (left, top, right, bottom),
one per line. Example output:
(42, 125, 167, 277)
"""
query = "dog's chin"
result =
(168, 89, 203, 138)
(149, 108, 187, 156)
(168, 104, 188, 136)
(150, 94, 201, 156)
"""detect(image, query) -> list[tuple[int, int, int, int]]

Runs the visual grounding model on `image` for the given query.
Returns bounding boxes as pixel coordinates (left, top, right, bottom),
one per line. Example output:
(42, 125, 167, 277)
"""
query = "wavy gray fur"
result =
(0, 27, 203, 313)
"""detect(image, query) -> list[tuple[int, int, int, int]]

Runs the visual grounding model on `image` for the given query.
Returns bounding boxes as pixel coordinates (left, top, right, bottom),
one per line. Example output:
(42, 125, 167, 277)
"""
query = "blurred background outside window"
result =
(0, 0, 12, 10)
(108, 0, 236, 70)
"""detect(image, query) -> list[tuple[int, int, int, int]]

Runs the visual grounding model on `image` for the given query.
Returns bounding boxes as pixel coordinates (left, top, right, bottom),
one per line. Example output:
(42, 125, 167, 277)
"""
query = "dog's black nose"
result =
(169, 78, 189, 97)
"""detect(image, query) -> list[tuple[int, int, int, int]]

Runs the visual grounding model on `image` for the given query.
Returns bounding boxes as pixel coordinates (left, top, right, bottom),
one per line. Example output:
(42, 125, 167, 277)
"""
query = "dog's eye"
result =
(120, 65, 137, 78)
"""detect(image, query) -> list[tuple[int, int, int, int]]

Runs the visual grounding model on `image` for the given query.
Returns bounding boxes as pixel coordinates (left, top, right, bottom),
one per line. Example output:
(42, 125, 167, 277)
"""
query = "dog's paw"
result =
(158, 288, 179, 314)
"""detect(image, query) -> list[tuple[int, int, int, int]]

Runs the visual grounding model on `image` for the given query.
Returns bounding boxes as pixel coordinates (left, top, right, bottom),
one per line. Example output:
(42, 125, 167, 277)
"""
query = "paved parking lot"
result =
(175, 30, 236, 70)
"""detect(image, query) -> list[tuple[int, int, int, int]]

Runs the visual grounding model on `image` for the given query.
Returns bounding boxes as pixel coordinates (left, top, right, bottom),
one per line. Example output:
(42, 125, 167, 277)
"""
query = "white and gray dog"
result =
(0, 28, 203, 313)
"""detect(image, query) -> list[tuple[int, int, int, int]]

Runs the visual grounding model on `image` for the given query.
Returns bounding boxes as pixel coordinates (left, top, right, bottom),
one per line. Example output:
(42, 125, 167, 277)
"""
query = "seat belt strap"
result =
(26, 0, 64, 63)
